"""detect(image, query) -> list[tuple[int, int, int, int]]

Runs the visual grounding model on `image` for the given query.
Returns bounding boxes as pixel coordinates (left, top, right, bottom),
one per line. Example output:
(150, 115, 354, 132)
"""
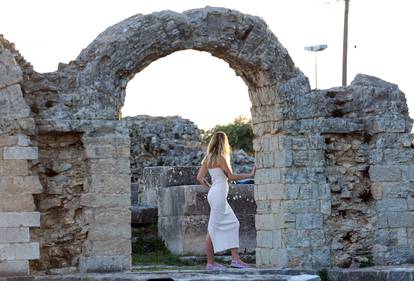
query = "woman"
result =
(196, 131, 256, 270)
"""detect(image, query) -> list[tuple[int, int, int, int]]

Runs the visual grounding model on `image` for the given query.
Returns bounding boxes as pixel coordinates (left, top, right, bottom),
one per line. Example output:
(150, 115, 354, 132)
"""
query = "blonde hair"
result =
(201, 131, 232, 168)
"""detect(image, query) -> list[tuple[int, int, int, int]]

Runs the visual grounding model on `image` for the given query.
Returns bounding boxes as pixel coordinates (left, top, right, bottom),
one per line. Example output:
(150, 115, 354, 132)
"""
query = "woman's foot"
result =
(230, 259, 250, 269)
(206, 262, 226, 270)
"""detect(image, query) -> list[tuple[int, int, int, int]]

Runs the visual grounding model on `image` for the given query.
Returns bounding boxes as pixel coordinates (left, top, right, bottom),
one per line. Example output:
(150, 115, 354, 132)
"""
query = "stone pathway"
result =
(328, 265, 414, 281)
(30, 268, 320, 281)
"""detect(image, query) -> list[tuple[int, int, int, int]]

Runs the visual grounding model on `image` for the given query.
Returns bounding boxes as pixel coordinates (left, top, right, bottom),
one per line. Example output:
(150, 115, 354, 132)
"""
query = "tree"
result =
(200, 116, 254, 154)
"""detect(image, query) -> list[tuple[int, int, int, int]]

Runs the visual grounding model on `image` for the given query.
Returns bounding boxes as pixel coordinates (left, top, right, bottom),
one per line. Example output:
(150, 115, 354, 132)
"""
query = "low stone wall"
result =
(158, 184, 256, 255)
(142, 166, 256, 255)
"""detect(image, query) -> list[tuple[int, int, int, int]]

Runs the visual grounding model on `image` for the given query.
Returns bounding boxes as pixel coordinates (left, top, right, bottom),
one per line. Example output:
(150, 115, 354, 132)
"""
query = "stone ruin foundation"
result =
(1, 6, 414, 277)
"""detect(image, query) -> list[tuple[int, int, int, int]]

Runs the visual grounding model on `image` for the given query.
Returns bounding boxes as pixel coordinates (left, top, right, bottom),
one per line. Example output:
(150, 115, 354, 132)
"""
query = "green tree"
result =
(200, 116, 254, 154)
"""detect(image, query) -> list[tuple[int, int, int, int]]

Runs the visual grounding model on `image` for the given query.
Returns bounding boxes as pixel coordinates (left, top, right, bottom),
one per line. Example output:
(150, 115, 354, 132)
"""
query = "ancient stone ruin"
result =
(1, 6, 414, 277)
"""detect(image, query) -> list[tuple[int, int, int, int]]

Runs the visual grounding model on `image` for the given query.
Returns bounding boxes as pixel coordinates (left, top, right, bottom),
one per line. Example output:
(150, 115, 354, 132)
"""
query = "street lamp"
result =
(304, 44, 328, 89)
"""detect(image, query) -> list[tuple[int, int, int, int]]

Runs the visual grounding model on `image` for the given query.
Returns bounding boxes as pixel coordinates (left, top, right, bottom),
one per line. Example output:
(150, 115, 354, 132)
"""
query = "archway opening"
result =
(121, 49, 257, 266)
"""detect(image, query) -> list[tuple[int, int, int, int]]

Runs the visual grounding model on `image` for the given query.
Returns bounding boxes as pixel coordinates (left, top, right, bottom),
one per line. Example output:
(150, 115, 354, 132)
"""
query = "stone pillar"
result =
(369, 118, 414, 265)
(79, 121, 131, 273)
(254, 133, 328, 268)
(0, 43, 42, 276)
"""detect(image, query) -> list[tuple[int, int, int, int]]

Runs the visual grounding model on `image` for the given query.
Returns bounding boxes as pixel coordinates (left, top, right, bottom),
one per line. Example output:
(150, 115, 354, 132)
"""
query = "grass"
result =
(318, 268, 330, 281)
(131, 223, 204, 267)
(359, 256, 374, 268)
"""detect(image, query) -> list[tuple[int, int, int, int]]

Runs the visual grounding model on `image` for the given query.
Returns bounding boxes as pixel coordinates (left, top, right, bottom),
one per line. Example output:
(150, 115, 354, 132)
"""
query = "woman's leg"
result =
(205, 232, 215, 264)
(230, 247, 240, 261)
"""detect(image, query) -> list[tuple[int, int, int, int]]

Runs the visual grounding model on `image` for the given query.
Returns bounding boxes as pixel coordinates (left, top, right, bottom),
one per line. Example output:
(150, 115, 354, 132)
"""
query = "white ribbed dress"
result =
(207, 168, 240, 253)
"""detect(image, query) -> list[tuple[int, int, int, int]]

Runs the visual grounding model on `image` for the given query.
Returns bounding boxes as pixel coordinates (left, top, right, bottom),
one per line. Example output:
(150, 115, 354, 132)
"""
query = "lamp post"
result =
(342, 0, 350, 86)
(304, 44, 328, 89)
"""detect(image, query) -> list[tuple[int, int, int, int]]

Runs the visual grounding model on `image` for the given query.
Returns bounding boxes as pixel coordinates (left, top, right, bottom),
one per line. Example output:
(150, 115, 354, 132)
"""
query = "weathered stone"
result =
(3, 146, 38, 160)
(0, 176, 43, 194)
(157, 183, 256, 255)
(0, 194, 35, 211)
(79, 256, 126, 273)
(88, 223, 131, 241)
(1, 6, 414, 273)
(0, 135, 18, 147)
(0, 48, 23, 89)
(0, 160, 28, 176)
(80, 193, 130, 208)
(83, 239, 131, 256)
(0, 212, 40, 227)
(0, 227, 29, 243)
(0, 85, 30, 120)
(0, 260, 29, 276)
(0, 242, 39, 260)
(369, 165, 403, 182)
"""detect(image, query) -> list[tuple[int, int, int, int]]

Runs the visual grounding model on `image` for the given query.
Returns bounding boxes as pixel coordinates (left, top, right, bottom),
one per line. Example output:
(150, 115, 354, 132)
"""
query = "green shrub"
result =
(200, 115, 253, 154)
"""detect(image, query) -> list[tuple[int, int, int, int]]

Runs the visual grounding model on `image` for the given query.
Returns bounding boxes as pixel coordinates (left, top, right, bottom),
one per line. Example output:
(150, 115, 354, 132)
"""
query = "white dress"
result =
(207, 168, 240, 253)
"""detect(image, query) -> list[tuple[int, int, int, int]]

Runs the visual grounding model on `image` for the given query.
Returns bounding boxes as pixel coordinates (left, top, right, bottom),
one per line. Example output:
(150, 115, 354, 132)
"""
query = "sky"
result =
(1, 0, 412, 129)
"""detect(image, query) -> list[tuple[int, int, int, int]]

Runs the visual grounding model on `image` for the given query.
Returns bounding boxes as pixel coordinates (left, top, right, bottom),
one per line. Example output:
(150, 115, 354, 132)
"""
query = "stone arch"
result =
(3, 5, 413, 276)
(71, 6, 310, 120)
(57, 6, 311, 272)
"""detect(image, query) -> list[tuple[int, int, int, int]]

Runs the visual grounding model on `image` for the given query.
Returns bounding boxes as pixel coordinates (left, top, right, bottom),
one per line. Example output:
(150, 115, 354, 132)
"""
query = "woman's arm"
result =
(196, 163, 210, 188)
(220, 156, 256, 181)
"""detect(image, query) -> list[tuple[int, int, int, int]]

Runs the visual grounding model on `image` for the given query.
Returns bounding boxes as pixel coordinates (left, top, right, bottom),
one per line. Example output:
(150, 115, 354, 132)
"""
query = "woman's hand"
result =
(250, 165, 256, 178)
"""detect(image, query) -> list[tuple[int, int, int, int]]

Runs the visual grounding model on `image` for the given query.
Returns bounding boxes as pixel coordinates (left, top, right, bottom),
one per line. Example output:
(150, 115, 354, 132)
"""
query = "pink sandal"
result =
(230, 259, 250, 268)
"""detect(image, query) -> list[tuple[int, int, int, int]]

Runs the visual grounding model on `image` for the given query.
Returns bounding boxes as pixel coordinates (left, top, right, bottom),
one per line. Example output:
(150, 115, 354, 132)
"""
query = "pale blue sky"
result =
(1, 0, 412, 129)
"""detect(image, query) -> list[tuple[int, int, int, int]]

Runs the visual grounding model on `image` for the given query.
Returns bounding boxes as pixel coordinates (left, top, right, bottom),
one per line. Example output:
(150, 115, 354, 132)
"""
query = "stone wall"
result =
(125, 115, 202, 206)
(29, 133, 88, 274)
(0, 36, 41, 276)
(126, 115, 255, 208)
(254, 75, 414, 268)
(1, 6, 414, 275)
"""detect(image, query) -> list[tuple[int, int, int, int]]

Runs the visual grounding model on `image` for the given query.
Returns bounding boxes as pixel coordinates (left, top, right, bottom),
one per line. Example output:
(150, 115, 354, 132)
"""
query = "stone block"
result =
(0, 136, 18, 147)
(292, 150, 325, 167)
(269, 248, 288, 268)
(369, 165, 403, 182)
(291, 135, 326, 150)
(0, 260, 29, 276)
(296, 213, 323, 230)
(88, 223, 131, 241)
(371, 117, 407, 133)
(0, 49, 23, 88)
(0, 160, 28, 176)
(377, 198, 407, 212)
(158, 183, 256, 255)
(131, 206, 157, 224)
(0, 85, 31, 120)
(88, 158, 130, 175)
(281, 167, 325, 184)
(255, 168, 280, 184)
(80, 193, 130, 208)
(0, 176, 43, 194)
(82, 239, 131, 256)
(256, 230, 273, 248)
(3, 146, 38, 160)
(142, 166, 200, 190)
(0, 242, 39, 260)
(0, 212, 40, 227)
(85, 143, 129, 159)
(86, 174, 130, 193)
(94, 207, 131, 225)
(79, 255, 125, 273)
(378, 211, 414, 228)
(274, 150, 293, 167)
(282, 200, 320, 214)
(0, 227, 29, 243)
(0, 194, 35, 212)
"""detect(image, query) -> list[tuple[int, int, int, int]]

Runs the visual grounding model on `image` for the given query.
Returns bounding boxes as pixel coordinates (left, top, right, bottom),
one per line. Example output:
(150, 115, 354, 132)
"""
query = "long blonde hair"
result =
(201, 131, 232, 168)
